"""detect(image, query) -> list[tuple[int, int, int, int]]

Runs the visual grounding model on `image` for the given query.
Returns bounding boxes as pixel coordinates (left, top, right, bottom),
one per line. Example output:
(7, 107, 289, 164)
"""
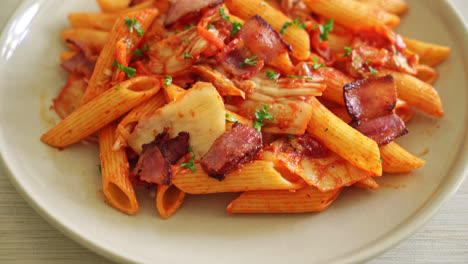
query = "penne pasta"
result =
(226, 186, 341, 213)
(81, 9, 159, 104)
(61, 28, 109, 52)
(68, 13, 119, 31)
(394, 99, 414, 123)
(403, 37, 451, 66)
(172, 161, 302, 194)
(162, 83, 186, 102)
(319, 68, 353, 105)
(156, 184, 186, 219)
(382, 69, 443, 117)
(97, 0, 132, 13)
(225, 0, 311, 60)
(99, 122, 138, 215)
(60, 50, 78, 63)
(380, 142, 425, 173)
(307, 97, 382, 176)
(415, 64, 439, 84)
(359, 0, 409, 15)
(303, 0, 400, 30)
(353, 177, 379, 189)
(41, 76, 160, 148)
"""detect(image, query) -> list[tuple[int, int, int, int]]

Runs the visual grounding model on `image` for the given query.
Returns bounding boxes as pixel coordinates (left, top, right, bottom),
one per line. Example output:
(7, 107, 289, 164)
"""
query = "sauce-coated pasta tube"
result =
(307, 97, 382, 176)
(303, 0, 400, 30)
(380, 142, 425, 173)
(41, 76, 160, 148)
(68, 13, 119, 31)
(156, 185, 186, 219)
(359, 0, 409, 15)
(353, 177, 379, 189)
(61, 28, 109, 52)
(97, 0, 132, 13)
(226, 0, 311, 60)
(227, 186, 341, 213)
(81, 9, 158, 104)
(403, 37, 451, 66)
(172, 161, 302, 194)
(99, 122, 138, 215)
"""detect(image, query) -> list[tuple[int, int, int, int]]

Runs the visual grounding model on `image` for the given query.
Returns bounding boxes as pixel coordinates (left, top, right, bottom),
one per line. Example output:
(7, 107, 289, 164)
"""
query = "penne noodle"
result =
(403, 37, 451, 66)
(68, 13, 119, 31)
(268, 51, 296, 75)
(61, 28, 109, 52)
(162, 83, 186, 102)
(394, 99, 414, 123)
(41, 76, 160, 148)
(99, 122, 138, 215)
(307, 97, 382, 176)
(328, 33, 352, 54)
(382, 69, 443, 117)
(415, 64, 439, 84)
(97, 0, 132, 13)
(359, 0, 409, 15)
(226, 186, 341, 213)
(225, 0, 311, 60)
(172, 161, 302, 194)
(328, 106, 352, 124)
(380, 142, 425, 173)
(81, 9, 159, 104)
(113, 91, 166, 150)
(60, 50, 78, 63)
(319, 68, 353, 105)
(353, 177, 379, 189)
(156, 184, 186, 219)
(303, 0, 400, 30)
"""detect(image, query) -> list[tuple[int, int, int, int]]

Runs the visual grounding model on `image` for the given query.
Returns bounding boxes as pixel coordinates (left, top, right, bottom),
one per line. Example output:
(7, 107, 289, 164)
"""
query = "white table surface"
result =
(0, 0, 467, 263)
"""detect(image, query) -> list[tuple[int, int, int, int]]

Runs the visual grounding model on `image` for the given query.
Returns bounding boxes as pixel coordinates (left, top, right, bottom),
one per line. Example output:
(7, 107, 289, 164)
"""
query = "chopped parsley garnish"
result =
(225, 113, 238, 123)
(115, 84, 122, 91)
(287, 135, 295, 139)
(260, 1, 266, 6)
(294, 18, 307, 29)
(124, 17, 144, 37)
(343, 46, 352, 58)
(163, 75, 172, 87)
(183, 37, 188, 43)
(112, 60, 136, 78)
(280, 19, 305, 35)
(97, 164, 102, 174)
(240, 55, 258, 68)
(133, 42, 150, 56)
(220, 7, 243, 36)
(209, 24, 215, 29)
(324, 128, 329, 132)
(287, 74, 313, 81)
(313, 57, 325, 70)
(313, 19, 334, 42)
(181, 147, 196, 172)
(380, 156, 383, 164)
(266, 70, 278, 84)
(184, 24, 194, 31)
(184, 51, 193, 59)
(253, 104, 274, 133)
(366, 61, 379, 75)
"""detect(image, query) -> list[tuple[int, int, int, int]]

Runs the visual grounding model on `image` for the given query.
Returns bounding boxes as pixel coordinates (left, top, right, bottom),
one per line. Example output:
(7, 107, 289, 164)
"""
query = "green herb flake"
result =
(220, 7, 243, 36)
(133, 43, 149, 57)
(240, 55, 258, 68)
(293, 18, 306, 29)
(97, 164, 102, 175)
(287, 74, 313, 81)
(314, 19, 334, 42)
(112, 60, 136, 78)
(225, 113, 238, 123)
(266, 70, 278, 84)
(115, 84, 122, 91)
(260, 1, 266, 6)
(184, 51, 193, 59)
(280, 21, 293, 35)
(253, 104, 274, 133)
(124, 17, 144, 37)
(324, 128, 329, 132)
(163, 75, 172, 87)
(366, 62, 379, 75)
(343, 46, 352, 58)
(287, 135, 295, 139)
(380, 156, 383, 164)
(181, 147, 196, 172)
(209, 24, 215, 29)
(313, 57, 325, 70)
(184, 24, 194, 31)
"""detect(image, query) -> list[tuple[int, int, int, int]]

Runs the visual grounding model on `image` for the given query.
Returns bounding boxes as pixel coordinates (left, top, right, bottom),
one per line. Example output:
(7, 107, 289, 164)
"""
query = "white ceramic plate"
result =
(0, 0, 467, 263)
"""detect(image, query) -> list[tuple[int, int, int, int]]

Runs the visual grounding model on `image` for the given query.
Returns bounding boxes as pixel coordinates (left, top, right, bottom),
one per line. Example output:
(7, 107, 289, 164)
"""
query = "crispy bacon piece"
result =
(343, 75, 408, 145)
(201, 123, 262, 180)
(288, 134, 328, 158)
(61, 39, 96, 77)
(164, 0, 224, 26)
(221, 39, 265, 79)
(131, 131, 190, 185)
(238, 15, 292, 63)
(344, 75, 396, 121)
(52, 73, 87, 119)
(353, 114, 408, 146)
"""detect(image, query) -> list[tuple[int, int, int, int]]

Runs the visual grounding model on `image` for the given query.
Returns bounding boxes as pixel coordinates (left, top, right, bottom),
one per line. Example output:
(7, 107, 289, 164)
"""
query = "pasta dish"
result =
(41, 0, 449, 219)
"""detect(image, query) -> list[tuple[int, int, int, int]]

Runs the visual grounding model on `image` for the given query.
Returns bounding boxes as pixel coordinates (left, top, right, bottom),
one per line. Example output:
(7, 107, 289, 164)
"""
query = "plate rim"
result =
(0, 0, 467, 263)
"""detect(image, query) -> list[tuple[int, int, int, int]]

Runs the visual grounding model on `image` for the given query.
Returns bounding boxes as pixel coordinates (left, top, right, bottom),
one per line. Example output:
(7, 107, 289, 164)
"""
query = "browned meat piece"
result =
(288, 134, 328, 158)
(201, 123, 262, 180)
(353, 114, 408, 146)
(164, 0, 224, 26)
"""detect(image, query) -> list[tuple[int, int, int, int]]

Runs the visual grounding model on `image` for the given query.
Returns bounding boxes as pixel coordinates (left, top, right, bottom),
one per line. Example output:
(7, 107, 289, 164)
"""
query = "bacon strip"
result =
(131, 131, 190, 185)
(52, 73, 87, 119)
(221, 39, 265, 79)
(201, 123, 262, 180)
(343, 75, 407, 145)
(165, 0, 224, 26)
(288, 134, 328, 158)
(238, 15, 292, 63)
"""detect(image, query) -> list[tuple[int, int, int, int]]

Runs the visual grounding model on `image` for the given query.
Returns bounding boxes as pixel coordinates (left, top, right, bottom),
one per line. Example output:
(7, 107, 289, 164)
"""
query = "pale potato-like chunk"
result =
(128, 82, 226, 157)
